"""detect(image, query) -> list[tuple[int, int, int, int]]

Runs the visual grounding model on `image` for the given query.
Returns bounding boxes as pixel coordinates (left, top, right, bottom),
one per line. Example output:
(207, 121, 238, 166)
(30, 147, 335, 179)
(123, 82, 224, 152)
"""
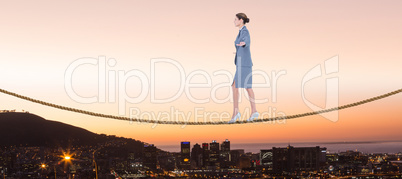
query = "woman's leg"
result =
(232, 81, 239, 119)
(246, 88, 257, 115)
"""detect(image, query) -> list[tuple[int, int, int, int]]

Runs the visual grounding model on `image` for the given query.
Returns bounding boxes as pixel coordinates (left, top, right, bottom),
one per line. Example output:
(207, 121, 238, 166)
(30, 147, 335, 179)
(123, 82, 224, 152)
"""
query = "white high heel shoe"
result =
(247, 112, 259, 122)
(228, 112, 241, 124)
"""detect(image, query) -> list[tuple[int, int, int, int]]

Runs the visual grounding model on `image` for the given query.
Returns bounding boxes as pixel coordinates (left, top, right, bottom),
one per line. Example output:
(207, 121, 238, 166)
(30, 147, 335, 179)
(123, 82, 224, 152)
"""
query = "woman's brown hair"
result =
(236, 13, 250, 24)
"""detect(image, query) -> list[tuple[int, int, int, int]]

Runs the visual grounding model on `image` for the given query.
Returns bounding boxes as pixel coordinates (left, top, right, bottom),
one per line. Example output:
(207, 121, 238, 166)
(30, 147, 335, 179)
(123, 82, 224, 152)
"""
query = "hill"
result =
(0, 112, 147, 151)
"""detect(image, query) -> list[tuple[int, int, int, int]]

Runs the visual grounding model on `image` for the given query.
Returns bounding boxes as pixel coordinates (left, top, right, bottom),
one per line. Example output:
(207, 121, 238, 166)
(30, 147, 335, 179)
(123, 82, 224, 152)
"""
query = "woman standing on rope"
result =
(228, 13, 259, 124)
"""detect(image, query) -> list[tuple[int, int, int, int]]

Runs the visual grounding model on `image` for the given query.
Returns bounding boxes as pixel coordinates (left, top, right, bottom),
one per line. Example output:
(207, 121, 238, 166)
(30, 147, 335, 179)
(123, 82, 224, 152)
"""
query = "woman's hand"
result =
(236, 42, 246, 47)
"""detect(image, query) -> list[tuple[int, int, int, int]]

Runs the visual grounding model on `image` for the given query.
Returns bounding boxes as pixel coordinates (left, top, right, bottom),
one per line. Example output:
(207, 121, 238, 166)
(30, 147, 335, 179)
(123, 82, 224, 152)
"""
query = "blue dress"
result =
(233, 65, 252, 88)
(232, 26, 253, 88)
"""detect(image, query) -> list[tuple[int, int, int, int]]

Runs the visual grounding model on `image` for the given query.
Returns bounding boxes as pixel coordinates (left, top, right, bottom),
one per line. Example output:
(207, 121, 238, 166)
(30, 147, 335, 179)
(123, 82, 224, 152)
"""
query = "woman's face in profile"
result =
(234, 16, 242, 27)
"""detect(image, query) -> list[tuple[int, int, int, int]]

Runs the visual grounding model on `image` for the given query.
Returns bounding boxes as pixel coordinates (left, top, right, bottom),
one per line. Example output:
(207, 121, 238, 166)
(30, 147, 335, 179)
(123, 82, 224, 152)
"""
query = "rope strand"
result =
(1, 88, 401, 125)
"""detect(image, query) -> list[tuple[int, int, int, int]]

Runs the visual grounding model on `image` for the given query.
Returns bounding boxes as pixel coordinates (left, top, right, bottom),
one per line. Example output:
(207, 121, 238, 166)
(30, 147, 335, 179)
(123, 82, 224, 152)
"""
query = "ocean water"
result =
(158, 141, 402, 154)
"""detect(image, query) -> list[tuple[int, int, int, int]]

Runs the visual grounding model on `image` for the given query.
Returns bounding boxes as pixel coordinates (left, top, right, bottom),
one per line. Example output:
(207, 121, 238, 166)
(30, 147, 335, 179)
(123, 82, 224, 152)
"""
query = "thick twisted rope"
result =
(1, 88, 401, 125)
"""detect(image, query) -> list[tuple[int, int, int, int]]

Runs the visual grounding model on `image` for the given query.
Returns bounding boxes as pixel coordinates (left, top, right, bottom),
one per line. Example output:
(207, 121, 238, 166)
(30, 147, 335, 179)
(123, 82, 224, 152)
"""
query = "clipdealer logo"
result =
(64, 55, 339, 127)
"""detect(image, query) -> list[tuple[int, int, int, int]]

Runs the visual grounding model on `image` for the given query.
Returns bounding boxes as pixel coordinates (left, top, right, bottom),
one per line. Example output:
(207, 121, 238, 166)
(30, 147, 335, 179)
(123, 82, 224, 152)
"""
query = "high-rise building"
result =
(191, 143, 202, 169)
(230, 149, 244, 168)
(260, 145, 327, 174)
(143, 144, 157, 170)
(209, 140, 220, 168)
(260, 149, 273, 171)
(202, 143, 210, 168)
(180, 141, 191, 169)
(221, 139, 230, 152)
(220, 139, 230, 168)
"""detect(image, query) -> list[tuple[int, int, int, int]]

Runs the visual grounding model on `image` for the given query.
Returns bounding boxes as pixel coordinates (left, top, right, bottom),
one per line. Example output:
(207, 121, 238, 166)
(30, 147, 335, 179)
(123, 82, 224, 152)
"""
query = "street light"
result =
(40, 164, 47, 177)
(93, 159, 98, 179)
(39, 151, 75, 179)
(61, 154, 73, 179)
(39, 163, 58, 179)
(93, 149, 100, 179)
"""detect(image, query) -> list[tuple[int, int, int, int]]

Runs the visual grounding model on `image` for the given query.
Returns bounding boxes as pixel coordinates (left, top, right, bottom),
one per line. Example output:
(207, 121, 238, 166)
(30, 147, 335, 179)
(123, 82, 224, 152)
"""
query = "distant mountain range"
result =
(0, 112, 156, 152)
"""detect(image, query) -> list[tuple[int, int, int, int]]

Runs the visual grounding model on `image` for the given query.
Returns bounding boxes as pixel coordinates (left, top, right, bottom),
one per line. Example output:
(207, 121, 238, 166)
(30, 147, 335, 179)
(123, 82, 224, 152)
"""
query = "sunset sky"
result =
(1, 0, 401, 147)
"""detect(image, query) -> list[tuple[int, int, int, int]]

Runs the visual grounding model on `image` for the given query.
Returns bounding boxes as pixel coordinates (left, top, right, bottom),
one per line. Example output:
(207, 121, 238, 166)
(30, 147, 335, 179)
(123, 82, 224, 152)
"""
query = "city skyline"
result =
(1, 111, 402, 177)
(2, 133, 401, 178)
